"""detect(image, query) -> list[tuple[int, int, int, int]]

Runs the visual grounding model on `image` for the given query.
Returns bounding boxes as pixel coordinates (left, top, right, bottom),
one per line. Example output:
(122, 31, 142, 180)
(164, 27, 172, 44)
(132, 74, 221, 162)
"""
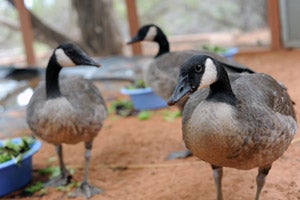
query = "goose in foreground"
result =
(26, 43, 107, 199)
(127, 24, 255, 111)
(168, 55, 297, 200)
(128, 24, 255, 159)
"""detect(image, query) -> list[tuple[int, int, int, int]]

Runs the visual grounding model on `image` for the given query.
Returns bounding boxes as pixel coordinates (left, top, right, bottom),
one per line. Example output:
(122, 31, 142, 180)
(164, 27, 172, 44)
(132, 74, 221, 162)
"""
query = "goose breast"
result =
(27, 76, 107, 144)
(182, 73, 297, 169)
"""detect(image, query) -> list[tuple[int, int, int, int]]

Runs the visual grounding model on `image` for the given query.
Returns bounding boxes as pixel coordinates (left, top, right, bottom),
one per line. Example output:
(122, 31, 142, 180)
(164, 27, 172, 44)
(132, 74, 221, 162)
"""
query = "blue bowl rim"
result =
(0, 138, 41, 169)
(120, 87, 153, 95)
(219, 47, 238, 57)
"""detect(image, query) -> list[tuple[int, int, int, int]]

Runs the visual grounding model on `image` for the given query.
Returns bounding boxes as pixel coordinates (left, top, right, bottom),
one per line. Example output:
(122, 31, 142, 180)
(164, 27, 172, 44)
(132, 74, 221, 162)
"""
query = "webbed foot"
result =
(68, 181, 103, 199)
(43, 174, 72, 187)
(166, 149, 192, 160)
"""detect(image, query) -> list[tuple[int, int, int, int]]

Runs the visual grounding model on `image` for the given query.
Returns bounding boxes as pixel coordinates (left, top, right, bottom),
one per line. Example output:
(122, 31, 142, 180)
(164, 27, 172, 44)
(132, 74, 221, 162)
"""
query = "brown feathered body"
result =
(182, 73, 297, 170)
(27, 76, 107, 145)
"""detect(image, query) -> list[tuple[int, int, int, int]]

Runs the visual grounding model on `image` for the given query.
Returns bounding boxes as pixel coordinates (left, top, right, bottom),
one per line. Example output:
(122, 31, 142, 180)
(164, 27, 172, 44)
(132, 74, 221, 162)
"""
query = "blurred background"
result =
(1, 1, 300, 199)
(1, 0, 299, 111)
(0, 0, 269, 67)
(2, 0, 299, 114)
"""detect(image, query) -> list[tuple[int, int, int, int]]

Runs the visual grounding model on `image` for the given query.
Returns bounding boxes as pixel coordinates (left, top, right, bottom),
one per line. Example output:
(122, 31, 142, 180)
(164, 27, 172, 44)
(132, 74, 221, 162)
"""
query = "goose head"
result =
(127, 24, 169, 57)
(168, 55, 219, 105)
(52, 43, 101, 68)
(127, 24, 160, 44)
(45, 43, 100, 99)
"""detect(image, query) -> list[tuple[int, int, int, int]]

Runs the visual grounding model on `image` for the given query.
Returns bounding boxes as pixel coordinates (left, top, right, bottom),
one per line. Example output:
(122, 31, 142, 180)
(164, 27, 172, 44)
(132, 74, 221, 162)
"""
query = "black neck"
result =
(46, 55, 62, 99)
(154, 30, 170, 57)
(207, 66, 237, 106)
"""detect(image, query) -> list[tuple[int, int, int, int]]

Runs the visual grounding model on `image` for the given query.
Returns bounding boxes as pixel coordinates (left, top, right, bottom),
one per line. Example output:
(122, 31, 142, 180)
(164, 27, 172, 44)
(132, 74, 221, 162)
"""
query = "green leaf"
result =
(0, 136, 36, 165)
(39, 166, 60, 178)
(0, 152, 11, 163)
(68, 168, 75, 175)
(3, 139, 20, 152)
(56, 180, 80, 192)
(137, 111, 152, 120)
(39, 166, 74, 178)
(163, 110, 181, 122)
(126, 79, 147, 89)
(110, 99, 134, 117)
(24, 182, 44, 194)
(14, 154, 23, 166)
(47, 156, 57, 163)
(201, 44, 226, 54)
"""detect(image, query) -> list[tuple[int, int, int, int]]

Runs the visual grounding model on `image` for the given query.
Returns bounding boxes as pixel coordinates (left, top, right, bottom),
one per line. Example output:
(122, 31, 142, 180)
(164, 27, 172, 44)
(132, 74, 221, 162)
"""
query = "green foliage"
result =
(47, 156, 57, 163)
(202, 44, 227, 54)
(23, 182, 45, 196)
(0, 151, 11, 163)
(137, 111, 152, 120)
(0, 137, 35, 165)
(39, 166, 75, 178)
(109, 99, 134, 117)
(23, 167, 78, 196)
(39, 166, 60, 178)
(57, 180, 81, 193)
(23, 166, 77, 196)
(163, 110, 181, 122)
(126, 79, 147, 89)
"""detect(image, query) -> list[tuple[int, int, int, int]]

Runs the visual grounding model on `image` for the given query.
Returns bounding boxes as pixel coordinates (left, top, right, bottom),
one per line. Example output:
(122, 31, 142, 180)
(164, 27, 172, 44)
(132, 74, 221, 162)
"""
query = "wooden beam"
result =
(267, 0, 282, 50)
(125, 0, 142, 55)
(14, 0, 35, 66)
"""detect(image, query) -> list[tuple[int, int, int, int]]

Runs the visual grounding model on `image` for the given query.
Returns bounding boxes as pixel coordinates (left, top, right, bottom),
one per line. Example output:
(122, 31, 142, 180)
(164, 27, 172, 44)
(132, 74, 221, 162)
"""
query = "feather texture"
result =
(182, 72, 296, 170)
(27, 76, 107, 144)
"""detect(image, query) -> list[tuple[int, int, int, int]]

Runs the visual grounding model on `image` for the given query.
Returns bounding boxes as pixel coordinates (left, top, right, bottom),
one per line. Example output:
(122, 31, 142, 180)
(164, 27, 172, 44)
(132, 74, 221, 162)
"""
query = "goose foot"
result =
(166, 149, 192, 160)
(43, 174, 72, 187)
(68, 181, 103, 199)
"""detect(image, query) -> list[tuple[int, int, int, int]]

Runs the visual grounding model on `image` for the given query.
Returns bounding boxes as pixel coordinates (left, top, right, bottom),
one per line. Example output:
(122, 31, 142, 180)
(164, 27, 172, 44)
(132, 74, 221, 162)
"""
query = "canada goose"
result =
(26, 43, 107, 198)
(168, 55, 297, 200)
(127, 24, 254, 111)
(128, 24, 255, 159)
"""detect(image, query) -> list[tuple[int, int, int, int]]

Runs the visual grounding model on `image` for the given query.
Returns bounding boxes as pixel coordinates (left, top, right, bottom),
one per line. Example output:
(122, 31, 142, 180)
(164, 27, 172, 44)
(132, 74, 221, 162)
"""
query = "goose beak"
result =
(168, 75, 191, 106)
(85, 59, 101, 68)
(127, 35, 141, 44)
(80, 56, 101, 68)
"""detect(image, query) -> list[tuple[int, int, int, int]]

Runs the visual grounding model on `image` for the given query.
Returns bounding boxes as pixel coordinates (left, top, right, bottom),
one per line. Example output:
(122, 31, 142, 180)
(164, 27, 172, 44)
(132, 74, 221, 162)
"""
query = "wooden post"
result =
(14, 0, 35, 66)
(125, 0, 142, 55)
(267, 0, 282, 50)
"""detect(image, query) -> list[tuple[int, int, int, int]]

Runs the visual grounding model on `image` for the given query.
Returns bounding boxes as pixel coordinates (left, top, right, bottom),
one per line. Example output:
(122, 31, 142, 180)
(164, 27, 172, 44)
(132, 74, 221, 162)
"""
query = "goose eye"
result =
(195, 65, 202, 73)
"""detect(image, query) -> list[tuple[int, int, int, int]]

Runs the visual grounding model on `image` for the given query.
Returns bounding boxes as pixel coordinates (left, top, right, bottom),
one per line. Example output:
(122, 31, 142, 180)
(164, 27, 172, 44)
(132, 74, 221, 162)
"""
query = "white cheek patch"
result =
(55, 48, 76, 67)
(144, 26, 157, 41)
(199, 58, 218, 88)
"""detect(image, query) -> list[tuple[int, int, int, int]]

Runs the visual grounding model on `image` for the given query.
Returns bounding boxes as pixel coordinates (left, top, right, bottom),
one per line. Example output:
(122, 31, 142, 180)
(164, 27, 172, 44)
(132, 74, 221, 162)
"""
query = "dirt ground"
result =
(2, 49, 300, 200)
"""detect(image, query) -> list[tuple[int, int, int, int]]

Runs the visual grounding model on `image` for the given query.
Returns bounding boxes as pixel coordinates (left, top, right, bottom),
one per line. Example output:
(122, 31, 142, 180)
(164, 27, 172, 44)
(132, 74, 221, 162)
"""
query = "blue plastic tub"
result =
(120, 87, 167, 110)
(219, 47, 238, 59)
(0, 138, 41, 197)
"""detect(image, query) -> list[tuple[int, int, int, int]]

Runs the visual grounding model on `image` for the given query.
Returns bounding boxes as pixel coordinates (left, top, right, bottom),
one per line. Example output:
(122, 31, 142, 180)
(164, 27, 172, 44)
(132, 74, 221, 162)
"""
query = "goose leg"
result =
(211, 165, 223, 200)
(255, 165, 271, 200)
(69, 141, 103, 199)
(44, 144, 71, 187)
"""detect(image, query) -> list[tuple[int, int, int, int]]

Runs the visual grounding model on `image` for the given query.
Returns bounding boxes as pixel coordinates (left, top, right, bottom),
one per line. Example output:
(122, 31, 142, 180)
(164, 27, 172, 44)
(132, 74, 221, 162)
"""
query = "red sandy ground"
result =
(2, 50, 300, 200)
